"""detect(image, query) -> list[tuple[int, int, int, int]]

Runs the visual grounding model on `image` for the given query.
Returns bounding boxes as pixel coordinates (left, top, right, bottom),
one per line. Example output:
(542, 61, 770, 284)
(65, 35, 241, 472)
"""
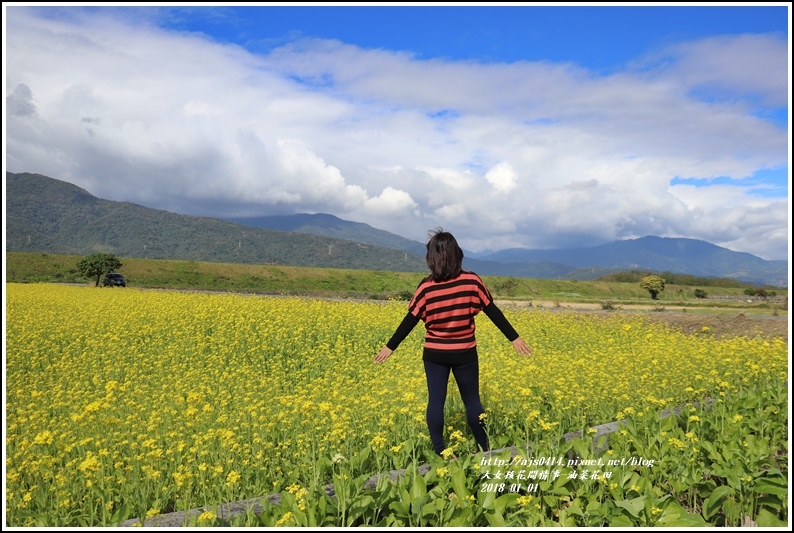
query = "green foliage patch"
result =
(124, 381, 788, 527)
(6, 252, 787, 307)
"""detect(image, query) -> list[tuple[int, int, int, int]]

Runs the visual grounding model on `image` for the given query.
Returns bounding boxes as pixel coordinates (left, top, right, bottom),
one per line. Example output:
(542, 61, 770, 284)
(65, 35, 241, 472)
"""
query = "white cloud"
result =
(4, 7, 789, 260)
(640, 34, 789, 107)
(667, 184, 790, 258)
(362, 186, 418, 215)
(485, 162, 518, 193)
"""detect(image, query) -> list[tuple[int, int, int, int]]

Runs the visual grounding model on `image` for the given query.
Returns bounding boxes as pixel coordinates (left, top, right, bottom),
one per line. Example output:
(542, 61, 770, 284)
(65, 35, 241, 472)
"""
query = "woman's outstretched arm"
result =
(483, 302, 533, 357)
(375, 312, 420, 364)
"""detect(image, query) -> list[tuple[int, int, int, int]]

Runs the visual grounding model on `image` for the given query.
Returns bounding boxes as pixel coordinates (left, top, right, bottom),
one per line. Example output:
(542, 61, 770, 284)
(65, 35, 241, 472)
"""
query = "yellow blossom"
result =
(517, 495, 533, 506)
(225, 470, 241, 487)
(4, 283, 787, 527)
(33, 431, 54, 445)
(275, 511, 294, 527)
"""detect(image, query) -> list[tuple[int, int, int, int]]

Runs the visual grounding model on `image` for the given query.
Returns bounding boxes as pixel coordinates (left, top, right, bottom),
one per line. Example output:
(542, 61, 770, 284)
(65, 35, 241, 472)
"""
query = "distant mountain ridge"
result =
(5, 172, 788, 287)
(477, 237, 788, 287)
(5, 172, 427, 272)
(225, 214, 428, 257)
(224, 213, 788, 287)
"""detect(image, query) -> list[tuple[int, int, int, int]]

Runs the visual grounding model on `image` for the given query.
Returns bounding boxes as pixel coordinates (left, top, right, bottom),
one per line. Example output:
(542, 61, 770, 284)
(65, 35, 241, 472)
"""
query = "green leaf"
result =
(721, 446, 736, 462)
(410, 472, 427, 500)
(446, 507, 474, 527)
(550, 470, 572, 494)
(348, 495, 374, 521)
(385, 514, 404, 527)
(753, 475, 788, 496)
(668, 478, 690, 493)
(559, 510, 579, 527)
(389, 500, 409, 517)
(566, 498, 585, 517)
(571, 438, 591, 459)
(756, 508, 787, 527)
(723, 497, 740, 523)
(420, 501, 436, 519)
(614, 496, 645, 518)
(494, 492, 520, 515)
(450, 468, 470, 500)
(702, 485, 734, 520)
(595, 434, 608, 451)
(291, 508, 307, 527)
(656, 504, 709, 527)
(484, 509, 507, 527)
(609, 513, 634, 527)
(306, 504, 317, 527)
(741, 394, 760, 409)
(356, 444, 371, 467)
(478, 486, 497, 510)
(693, 478, 717, 496)
(585, 499, 602, 514)
(699, 441, 723, 462)
(108, 503, 131, 526)
(660, 415, 677, 432)
(549, 484, 573, 495)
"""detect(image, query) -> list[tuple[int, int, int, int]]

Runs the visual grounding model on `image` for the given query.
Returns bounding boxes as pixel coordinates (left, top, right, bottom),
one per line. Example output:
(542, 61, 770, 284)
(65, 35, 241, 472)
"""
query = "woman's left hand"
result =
(512, 337, 533, 357)
(374, 346, 393, 364)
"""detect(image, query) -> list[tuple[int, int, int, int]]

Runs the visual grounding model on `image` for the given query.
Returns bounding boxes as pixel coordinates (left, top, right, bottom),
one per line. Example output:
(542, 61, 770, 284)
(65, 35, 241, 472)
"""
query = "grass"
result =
(5, 251, 788, 314)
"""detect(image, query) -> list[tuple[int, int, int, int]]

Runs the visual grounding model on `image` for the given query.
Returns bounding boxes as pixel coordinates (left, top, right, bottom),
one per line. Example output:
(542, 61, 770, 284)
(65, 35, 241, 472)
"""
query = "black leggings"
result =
(424, 358, 489, 455)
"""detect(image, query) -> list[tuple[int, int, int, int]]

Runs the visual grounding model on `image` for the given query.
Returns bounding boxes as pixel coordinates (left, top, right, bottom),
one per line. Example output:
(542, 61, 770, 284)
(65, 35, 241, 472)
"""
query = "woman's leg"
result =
(424, 360, 451, 455)
(451, 358, 489, 452)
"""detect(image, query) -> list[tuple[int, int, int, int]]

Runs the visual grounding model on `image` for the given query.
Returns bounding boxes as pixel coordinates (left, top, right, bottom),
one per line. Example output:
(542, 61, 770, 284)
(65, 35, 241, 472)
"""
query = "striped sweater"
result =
(387, 271, 519, 353)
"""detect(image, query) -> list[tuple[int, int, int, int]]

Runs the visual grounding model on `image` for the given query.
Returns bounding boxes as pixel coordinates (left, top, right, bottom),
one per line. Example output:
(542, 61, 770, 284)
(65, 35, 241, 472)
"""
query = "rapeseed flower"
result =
(4, 283, 787, 527)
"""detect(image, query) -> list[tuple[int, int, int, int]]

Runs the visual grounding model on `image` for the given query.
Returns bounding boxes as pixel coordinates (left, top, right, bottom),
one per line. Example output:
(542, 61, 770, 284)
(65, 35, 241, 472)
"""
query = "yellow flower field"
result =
(5, 283, 787, 526)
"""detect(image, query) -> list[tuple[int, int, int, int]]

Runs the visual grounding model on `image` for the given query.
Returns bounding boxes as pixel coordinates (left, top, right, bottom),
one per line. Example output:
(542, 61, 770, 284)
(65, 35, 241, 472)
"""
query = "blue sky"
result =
(159, 5, 787, 65)
(4, 3, 791, 260)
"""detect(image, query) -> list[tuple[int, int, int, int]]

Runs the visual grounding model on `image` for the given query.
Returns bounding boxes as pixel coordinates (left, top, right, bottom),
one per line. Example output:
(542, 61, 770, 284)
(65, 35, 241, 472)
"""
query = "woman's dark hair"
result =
(426, 228, 464, 282)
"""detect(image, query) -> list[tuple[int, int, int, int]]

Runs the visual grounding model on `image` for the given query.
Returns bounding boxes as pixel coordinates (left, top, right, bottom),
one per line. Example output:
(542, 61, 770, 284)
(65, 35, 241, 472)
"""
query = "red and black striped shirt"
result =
(386, 271, 519, 355)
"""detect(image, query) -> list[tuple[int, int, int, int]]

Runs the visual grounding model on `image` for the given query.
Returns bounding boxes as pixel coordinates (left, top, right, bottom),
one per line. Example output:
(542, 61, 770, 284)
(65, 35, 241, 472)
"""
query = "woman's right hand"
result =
(512, 337, 533, 357)
(374, 346, 393, 364)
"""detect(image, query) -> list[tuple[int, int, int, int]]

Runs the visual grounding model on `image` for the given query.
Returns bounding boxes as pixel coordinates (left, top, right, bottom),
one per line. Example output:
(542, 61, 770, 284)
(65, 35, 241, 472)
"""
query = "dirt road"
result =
(496, 300, 789, 342)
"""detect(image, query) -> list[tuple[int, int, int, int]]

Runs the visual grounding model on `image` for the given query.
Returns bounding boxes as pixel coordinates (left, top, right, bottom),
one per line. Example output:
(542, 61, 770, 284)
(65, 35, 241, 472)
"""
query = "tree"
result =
(640, 275, 666, 300)
(76, 253, 123, 287)
(694, 289, 708, 299)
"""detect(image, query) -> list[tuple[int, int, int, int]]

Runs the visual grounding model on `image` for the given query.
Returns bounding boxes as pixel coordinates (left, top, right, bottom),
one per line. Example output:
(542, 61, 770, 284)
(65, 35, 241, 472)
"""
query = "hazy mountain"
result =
(5, 171, 787, 286)
(5, 172, 427, 272)
(479, 237, 788, 287)
(224, 213, 428, 256)
(225, 213, 787, 286)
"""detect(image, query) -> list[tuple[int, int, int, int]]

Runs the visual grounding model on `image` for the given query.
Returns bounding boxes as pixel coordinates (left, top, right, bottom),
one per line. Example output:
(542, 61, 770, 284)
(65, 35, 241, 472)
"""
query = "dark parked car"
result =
(103, 273, 127, 287)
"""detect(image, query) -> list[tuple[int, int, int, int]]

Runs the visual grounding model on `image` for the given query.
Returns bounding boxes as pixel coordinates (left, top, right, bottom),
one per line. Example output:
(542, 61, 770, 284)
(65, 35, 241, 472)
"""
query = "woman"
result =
(375, 229, 532, 456)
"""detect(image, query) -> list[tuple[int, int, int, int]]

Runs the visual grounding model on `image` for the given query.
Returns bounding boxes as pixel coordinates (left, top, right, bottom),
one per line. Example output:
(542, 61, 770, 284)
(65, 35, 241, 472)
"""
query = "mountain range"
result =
(5, 172, 788, 287)
(5, 172, 427, 272)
